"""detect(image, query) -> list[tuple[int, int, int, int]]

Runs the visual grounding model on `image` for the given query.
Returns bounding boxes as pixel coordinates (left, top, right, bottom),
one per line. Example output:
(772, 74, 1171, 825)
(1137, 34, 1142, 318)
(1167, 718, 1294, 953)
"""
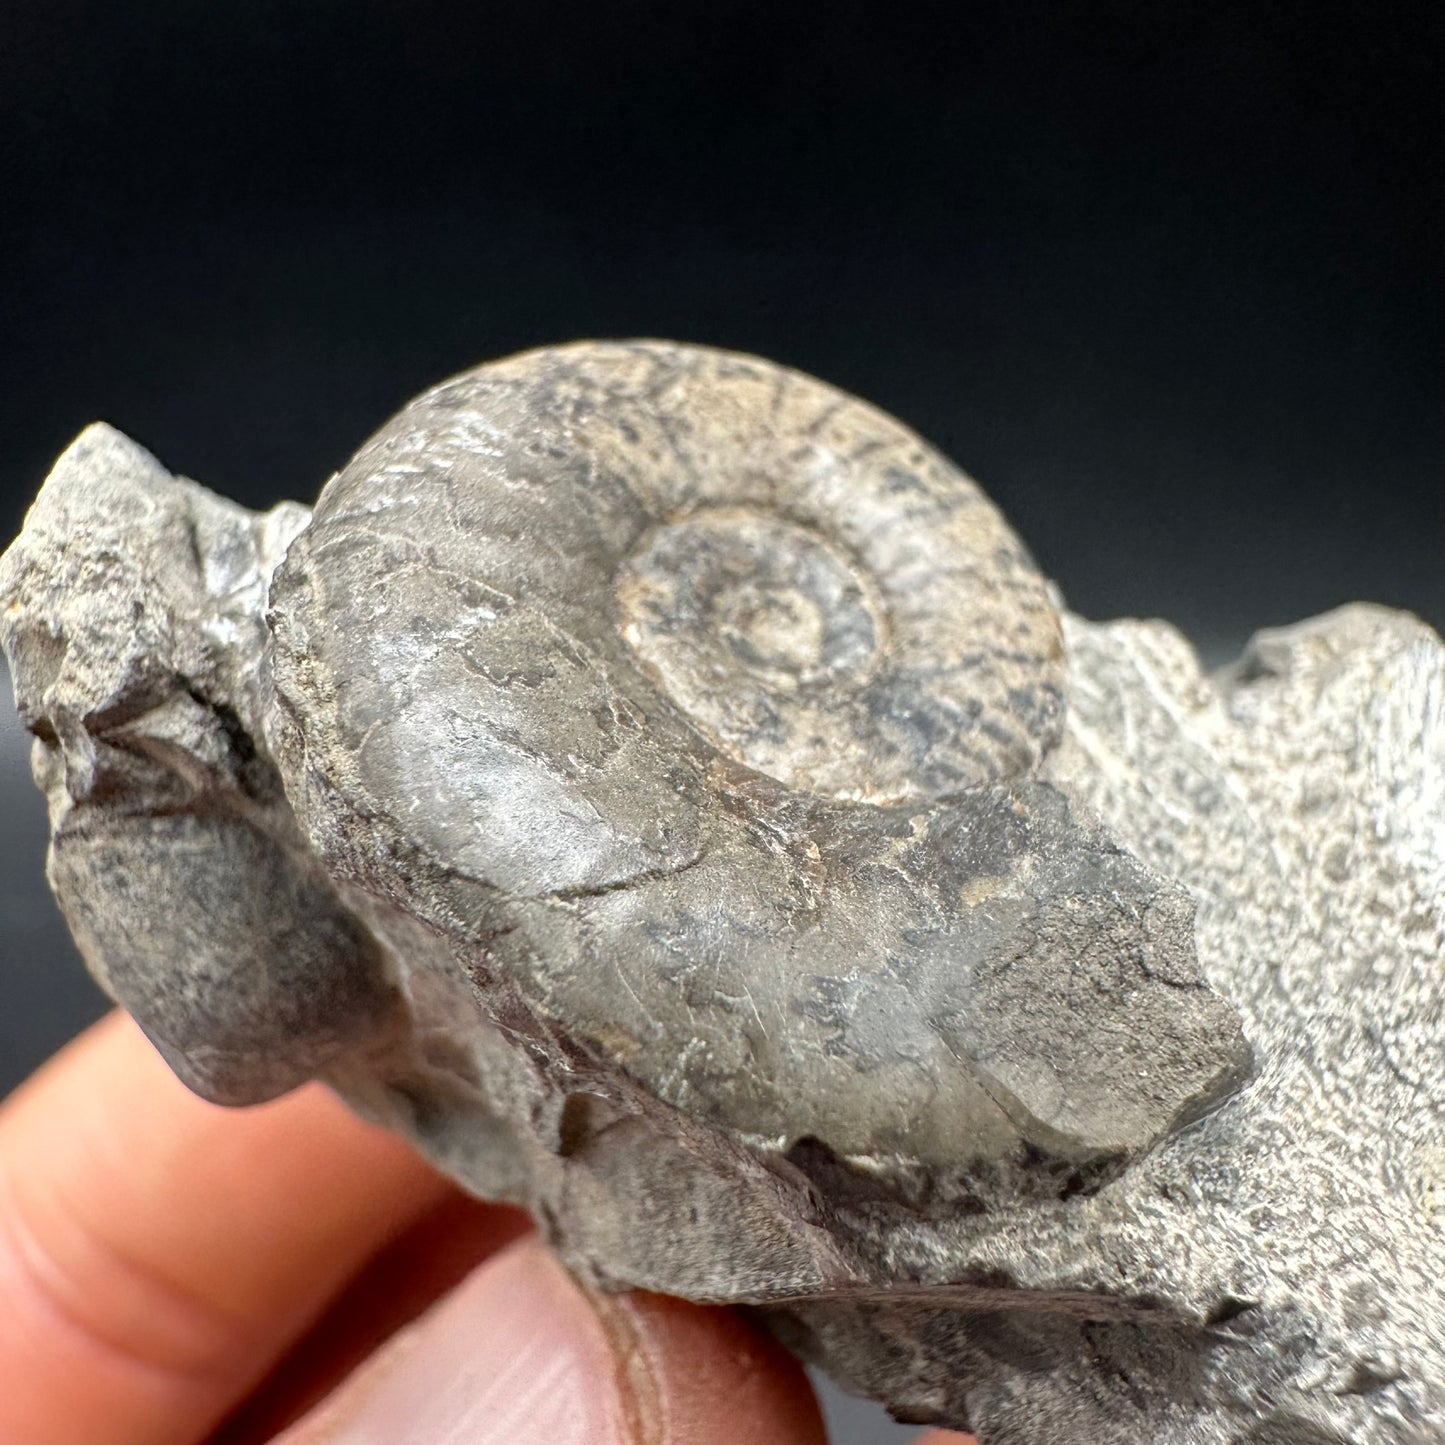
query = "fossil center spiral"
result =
(618, 508, 888, 797)
(627, 509, 882, 691)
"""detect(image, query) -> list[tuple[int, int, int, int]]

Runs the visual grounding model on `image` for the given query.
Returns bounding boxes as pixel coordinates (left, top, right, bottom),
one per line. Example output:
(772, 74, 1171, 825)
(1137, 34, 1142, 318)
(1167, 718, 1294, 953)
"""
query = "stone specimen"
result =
(1, 341, 1440, 1443)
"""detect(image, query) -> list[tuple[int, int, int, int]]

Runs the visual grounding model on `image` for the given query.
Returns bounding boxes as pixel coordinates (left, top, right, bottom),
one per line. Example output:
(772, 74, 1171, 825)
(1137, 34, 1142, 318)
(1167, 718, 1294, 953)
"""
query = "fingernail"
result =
(276, 1238, 631, 1445)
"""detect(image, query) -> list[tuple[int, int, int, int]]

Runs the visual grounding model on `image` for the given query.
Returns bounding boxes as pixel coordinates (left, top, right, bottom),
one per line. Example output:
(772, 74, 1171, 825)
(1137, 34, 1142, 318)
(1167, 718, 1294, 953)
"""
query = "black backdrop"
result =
(0, 8, 1438, 1436)
(3, 2, 1440, 649)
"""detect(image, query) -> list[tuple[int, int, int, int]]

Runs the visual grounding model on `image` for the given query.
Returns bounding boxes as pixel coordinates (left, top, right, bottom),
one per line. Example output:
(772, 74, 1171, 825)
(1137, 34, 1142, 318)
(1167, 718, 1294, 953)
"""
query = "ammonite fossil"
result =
(2, 340, 1441, 1443)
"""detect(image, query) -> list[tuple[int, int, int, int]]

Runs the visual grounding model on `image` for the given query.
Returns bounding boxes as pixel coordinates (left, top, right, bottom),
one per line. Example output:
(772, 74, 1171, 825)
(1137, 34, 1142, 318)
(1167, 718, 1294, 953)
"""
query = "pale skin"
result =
(0, 1013, 974, 1445)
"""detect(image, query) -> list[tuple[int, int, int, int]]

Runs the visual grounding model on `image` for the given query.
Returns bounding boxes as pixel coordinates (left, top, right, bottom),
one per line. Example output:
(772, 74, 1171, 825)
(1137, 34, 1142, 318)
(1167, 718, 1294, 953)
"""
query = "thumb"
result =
(273, 1237, 826, 1445)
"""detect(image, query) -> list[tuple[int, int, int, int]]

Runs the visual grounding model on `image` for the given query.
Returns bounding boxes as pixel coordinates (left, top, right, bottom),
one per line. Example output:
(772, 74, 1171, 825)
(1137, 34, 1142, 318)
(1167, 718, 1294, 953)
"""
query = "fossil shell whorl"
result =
(265, 340, 1248, 1178)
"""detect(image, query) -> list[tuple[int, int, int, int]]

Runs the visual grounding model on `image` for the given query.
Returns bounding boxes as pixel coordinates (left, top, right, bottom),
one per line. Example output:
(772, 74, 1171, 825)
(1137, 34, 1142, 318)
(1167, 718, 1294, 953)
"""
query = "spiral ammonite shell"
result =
(265, 340, 1247, 1179)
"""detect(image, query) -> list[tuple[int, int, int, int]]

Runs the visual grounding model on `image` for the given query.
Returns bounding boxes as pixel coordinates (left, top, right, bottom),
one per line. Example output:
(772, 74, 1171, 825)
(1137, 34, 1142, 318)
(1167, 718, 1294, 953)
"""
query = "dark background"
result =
(0, 6, 1439, 1436)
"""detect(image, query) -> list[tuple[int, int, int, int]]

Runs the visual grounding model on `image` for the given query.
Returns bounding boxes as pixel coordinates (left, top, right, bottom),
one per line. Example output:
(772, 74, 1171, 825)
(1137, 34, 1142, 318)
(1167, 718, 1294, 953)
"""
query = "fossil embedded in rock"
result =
(1, 341, 1440, 1443)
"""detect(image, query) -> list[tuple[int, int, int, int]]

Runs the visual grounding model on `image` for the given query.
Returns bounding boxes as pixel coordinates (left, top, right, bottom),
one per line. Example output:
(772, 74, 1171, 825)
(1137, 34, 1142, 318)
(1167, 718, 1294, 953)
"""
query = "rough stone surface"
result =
(1, 341, 1439, 1442)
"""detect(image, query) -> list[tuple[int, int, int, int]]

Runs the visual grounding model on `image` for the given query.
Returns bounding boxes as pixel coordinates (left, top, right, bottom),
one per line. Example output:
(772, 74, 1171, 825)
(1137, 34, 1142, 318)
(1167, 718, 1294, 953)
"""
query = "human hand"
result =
(0, 1013, 975, 1444)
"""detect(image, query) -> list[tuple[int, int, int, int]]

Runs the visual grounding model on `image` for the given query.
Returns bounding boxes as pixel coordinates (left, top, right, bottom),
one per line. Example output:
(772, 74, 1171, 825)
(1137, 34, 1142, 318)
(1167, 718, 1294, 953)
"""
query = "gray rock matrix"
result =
(1, 341, 1440, 1442)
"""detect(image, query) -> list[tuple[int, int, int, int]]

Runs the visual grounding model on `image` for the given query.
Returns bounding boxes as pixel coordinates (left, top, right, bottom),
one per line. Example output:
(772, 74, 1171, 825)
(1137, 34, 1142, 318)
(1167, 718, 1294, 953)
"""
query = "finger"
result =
(213, 1192, 530, 1443)
(0, 1012, 510, 1445)
(272, 1236, 828, 1445)
(914, 1432, 979, 1443)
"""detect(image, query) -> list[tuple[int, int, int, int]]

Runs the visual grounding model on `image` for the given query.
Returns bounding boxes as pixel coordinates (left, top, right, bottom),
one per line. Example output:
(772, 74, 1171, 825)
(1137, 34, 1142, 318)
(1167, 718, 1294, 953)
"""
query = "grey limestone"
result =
(1, 341, 1439, 1441)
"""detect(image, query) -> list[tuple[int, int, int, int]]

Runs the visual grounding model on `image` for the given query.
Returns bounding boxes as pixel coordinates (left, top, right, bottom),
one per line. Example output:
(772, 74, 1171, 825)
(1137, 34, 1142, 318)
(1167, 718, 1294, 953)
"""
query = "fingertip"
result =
(606, 1284, 828, 1445)
(274, 1238, 826, 1445)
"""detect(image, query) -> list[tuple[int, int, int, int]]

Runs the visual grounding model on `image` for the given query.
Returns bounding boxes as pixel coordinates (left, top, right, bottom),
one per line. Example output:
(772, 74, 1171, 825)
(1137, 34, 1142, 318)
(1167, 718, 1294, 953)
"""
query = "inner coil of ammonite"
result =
(593, 345, 1066, 805)
(617, 507, 895, 801)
